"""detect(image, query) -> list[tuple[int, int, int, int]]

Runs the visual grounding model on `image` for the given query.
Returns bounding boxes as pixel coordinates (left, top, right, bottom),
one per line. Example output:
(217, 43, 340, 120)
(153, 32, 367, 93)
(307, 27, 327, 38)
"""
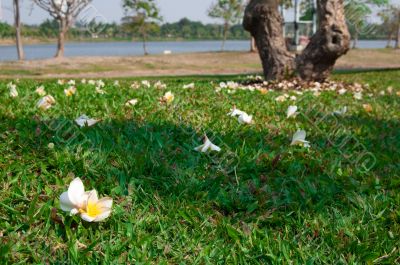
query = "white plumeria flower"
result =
(275, 95, 287, 102)
(194, 135, 221, 153)
(57, 79, 65, 85)
(95, 87, 106, 94)
(238, 112, 253, 124)
(183, 83, 195, 89)
(353, 92, 362, 100)
(96, 80, 105, 88)
(8, 83, 18, 98)
(161, 91, 174, 103)
(379, 90, 385, 96)
(125, 99, 138, 106)
(154, 81, 167, 89)
(60, 177, 113, 222)
(35, 86, 46, 96)
(387, 86, 393, 94)
(131, 82, 140, 89)
(219, 82, 227, 89)
(81, 79, 87, 84)
(313, 91, 321, 97)
(88, 80, 96, 85)
(227, 107, 245, 117)
(37, 95, 56, 110)
(141, 80, 151, 88)
(287, 105, 298, 118)
(290, 96, 297, 101)
(68, 80, 75, 86)
(64, 86, 76, 97)
(75, 115, 99, 127)
(291, 130, 310, 148)
(333, 106, 347, 116)
(114, 80, 120, 86)
(338, 88, 347, 95)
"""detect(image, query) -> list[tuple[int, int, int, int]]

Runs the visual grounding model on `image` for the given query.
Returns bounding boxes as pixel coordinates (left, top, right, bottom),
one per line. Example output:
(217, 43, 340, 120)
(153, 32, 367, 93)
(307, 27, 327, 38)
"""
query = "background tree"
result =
(123, 0, 162, 55)
(244, 0, 350, 81)
(33, 0, 92, 58)
(208, 0, 244, 50)
(13, 0, 24, 60)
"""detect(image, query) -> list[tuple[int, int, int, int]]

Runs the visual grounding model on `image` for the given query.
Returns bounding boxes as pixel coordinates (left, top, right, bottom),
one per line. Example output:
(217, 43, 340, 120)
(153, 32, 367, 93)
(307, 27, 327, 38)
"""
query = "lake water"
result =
(0, 40, 390, 61)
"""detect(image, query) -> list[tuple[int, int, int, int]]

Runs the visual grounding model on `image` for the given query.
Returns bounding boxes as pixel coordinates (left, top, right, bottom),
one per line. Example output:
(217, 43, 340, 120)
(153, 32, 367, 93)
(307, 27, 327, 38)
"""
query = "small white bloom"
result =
(194, 135, 221, 153)
(161, 91, 174, 103)
(88, 80, 96, 85)
(183, 83, 195, 89)
(228, 107, 245, 117)
(291, 130, 310, 148)
(275, 95, 287, 102)
(75, 115, 99, 127)
(353, 92, 362, 100)
(313, 91, 321, 97)
(141, 80, 151, 88)
(287, 105, 298, 118)
(95, 87, 106, 94)
(338, 88, 347, 95)
(379, 90, 385, 96)
(387, 86, 393, 94)
(130, 82, 140, 89)
(238, 112, 253, 124)
(81, 79, 87, 84)
(35, 86, 46, 96)
(59, 177, 113, 222)
(154, 81, 167, 89)
(290, 96, 297, 101)
(8, 83, 18, 98)
(68, 80, 75, 86)
(333, 106, 348, 116)
(37, 95, 56, 110)
(114, 80, 120, 86)
(48, 142, 55, 149)
(219, 82, 227, 89)
(57, 79, 65, 85)
(96, 80, 105, 88)
(64, 86, 77, 97)
(125, 99, 138, 106)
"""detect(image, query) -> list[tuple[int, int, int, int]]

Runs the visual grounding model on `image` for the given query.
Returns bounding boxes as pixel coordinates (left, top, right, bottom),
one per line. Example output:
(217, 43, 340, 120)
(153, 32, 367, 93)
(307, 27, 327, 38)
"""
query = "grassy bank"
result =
(0, 70, 399, 263)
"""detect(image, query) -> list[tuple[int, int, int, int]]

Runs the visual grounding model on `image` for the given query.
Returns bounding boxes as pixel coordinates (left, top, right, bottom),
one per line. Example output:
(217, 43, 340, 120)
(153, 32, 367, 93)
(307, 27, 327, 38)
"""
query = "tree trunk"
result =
(296, 0, 350, 81)
(250, 37, 257, 52)
(13, 0, 24, 61)
(55, 19, 67, 58)
(221, 22, 229, 51)
(386, 31, 393, 48)
(142, 32, 149, 55)
(243, 0, 295, 80)
(396, 11, 400, 49)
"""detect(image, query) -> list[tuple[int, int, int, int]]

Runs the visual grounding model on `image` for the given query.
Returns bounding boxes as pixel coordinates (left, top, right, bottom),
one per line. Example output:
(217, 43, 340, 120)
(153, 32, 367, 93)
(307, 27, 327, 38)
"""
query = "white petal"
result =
(87, 189, 98, 205)
(60, 191, 75, 212)
(93, 210, 112, 222)
(96, 197, 113, 209)
(291, 130, 307, 145)
(201, 140, 212, 153)
(67, 178, 85, 207)
(210, 143, 221, 152)
(287, 106, 298, 118)
(80, 213, 96, 222)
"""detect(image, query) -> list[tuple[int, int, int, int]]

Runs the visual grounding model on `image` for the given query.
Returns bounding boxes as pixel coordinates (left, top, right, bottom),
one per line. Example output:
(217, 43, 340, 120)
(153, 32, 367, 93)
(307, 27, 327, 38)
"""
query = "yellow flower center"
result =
(82, 202, 101, 217)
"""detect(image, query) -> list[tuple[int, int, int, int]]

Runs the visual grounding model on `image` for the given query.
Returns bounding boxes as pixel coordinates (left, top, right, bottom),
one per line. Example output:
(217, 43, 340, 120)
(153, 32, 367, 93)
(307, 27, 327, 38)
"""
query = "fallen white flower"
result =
(68, 80, 75, 86)
(125, 99, 138, 106)
(114, 80, 120, 86)
(8, 83, 18, 98)
(194, 135, 221, 153)
(161, 91, 174, 103)
(338, 88, 347, 95)
(287, 105, 298, 118)
(95, 87, 106, 94)
(96, 80, 105, 88)
(291, 130, 310, 148)
(35, 86, 46, 96)
(333, 106, 347, 116)
(183, 83, 195, 89)
(275, 95, 287, 102)
(353, 92, 362, 100)
(154, 81, 167, 89)
(75, 115, 99, 127)
(141, 80, 151, 88)
(64, 86, 77, 97)
(238, 112, 253, 124)
(60, 177, 113, 222)
(37, 95, 56, 110)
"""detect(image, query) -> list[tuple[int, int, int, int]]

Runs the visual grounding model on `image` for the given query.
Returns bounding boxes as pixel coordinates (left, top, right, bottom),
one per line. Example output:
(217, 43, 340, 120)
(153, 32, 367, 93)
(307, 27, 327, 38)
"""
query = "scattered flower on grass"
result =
(333, 106, 348, 116)
(154, 81, 167, 89)
(81, 79, 87, 84)
(160, 91, 174, 104)
(287, 105, 298, 118)
(291, 130, 310, 148)
(363, 104, 373, 113)
(353, 92, 362, 100)
(57, 79, 65, 85)
(95, 87, 106, 94)
(60, 177, 113, 222)
(37, 95, 56, 110)
(338, 88, 347, 95)
(141, 80, 151, 88)
(88, 80, 96, 85)
(8, 82, 18, 98)
(227, 107, 244, 117)
(96, 80, 105, 88)
(64, 86, 77, 97)
(131, 82, 140, 89)
(387, 86, 393, 94)
(68, 80, 76, 86)
(397, 91, 400, 96)
(238, 112, 253, 124)
(183, 83, 195, 89)
(114, 80, 120, 86)
(194, 135, 221, 153)
(35, 86, 46, 96)
(75, 115, 99, 127)
(48, 143, 55, 149)
(275, 95, 287, 102)
(125, 99, 138, 106)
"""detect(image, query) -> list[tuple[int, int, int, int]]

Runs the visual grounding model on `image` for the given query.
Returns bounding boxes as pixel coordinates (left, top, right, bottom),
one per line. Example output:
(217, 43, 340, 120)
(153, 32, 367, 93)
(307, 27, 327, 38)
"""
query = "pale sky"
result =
(0, 0, 219, 25)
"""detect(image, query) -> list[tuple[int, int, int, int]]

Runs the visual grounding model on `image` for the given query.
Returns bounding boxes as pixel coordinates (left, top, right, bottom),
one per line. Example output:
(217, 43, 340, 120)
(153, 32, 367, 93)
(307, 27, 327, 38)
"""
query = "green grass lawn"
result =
(1, 70, 399, 264)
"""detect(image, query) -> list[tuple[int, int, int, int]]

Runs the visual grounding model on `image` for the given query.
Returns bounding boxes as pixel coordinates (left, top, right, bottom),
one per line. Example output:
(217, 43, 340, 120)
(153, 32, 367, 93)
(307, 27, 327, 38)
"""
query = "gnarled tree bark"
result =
(243, 0, 295, 80)
(296, 0, 350, 81)
(243, 0, 350, 82)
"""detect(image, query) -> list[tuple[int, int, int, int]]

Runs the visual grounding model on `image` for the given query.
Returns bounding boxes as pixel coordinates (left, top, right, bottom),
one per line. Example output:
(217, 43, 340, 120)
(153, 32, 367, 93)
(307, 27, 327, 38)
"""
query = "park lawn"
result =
(0, 70, 399, 264)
